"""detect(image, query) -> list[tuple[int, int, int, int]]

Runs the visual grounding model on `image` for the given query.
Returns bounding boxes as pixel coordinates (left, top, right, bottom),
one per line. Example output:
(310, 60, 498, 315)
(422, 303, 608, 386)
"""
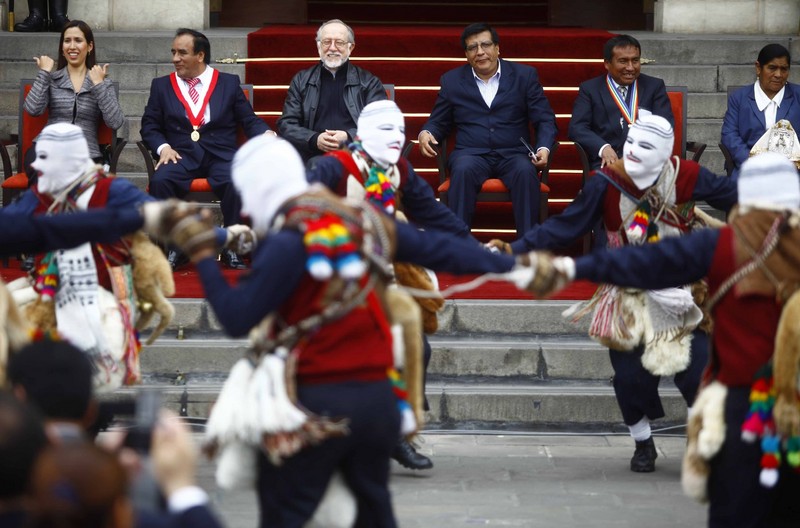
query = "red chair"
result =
(1, 79, 125, 206)
(136, 84, 256, 205)
(433, 132, 556, 225)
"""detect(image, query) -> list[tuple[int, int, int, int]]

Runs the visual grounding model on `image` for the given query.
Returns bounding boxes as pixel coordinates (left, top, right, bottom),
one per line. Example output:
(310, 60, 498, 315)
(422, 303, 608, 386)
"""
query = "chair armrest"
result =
(435, 136, 448, 186)
(136, 140, 156, 180)
(718, 142, 735, 177)
(401, 142, 414, 160)
(574, 142, 592, 188)
(0, 142, 12, 180)
(686, 141, 706, 163)
(539, 141, 558, 186)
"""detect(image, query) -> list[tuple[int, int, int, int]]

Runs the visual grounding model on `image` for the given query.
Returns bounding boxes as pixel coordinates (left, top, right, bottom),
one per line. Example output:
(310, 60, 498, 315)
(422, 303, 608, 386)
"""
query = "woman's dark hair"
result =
(757, 43, 791, 67)
(56, 20, 97, 70)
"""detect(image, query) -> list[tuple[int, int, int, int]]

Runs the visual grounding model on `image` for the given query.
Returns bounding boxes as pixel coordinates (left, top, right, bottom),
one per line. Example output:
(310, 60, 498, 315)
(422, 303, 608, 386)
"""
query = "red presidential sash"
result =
(169, 69, 219, 140)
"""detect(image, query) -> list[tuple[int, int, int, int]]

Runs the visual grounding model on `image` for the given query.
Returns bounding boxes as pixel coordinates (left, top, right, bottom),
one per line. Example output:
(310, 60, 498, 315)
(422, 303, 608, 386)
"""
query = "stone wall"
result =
(655, 0, 800, 34)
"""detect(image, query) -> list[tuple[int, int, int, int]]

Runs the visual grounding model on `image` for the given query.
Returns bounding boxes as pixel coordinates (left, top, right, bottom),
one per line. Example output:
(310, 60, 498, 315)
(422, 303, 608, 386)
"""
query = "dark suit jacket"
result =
(422, 58, 557, 161)
(568, 73, 673, 168)
(721, 82, 800, 168)
(140, 70, 268, 171)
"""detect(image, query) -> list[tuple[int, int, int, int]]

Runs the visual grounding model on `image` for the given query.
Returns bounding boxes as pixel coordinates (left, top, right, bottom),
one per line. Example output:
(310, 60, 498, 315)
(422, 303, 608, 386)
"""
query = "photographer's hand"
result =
(151, 410, 198, 498)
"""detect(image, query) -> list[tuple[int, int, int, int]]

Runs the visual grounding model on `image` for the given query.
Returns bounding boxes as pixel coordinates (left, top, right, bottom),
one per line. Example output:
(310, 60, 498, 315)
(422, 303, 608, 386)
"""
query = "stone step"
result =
(0, 61, 247, 91)
(0, 30, 251, 64)
(140, 334, 614, 381)
(104, 379, 687, 429)
(147, 299, 596, 338)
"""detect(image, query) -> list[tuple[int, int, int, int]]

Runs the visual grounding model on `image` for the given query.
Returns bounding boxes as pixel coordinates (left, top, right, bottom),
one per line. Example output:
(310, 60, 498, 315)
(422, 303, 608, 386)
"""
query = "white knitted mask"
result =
(356, 100, 405, 168)
(232, 135, 309, 236)
(738, 152, 800, 211)
(623, 115, 674, 190)
(32, 123, 94, 195)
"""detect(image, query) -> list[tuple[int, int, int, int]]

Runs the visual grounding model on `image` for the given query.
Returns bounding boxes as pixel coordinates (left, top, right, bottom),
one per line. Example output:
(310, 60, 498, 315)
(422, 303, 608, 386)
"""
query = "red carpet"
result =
(245, 25, 613, 231)
(1, 259, 597, 301)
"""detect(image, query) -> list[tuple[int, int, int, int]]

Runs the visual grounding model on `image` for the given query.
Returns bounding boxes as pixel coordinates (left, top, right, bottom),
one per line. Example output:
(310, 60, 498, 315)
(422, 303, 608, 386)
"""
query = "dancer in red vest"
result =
(522, 152, 800, 527)
(172, 134, 520, 527)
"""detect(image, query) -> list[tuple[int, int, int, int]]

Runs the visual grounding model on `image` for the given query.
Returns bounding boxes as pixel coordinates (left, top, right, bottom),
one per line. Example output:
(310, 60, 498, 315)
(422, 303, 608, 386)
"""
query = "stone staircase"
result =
(1, 29, 797, 430)
(111, 298, 689, 431)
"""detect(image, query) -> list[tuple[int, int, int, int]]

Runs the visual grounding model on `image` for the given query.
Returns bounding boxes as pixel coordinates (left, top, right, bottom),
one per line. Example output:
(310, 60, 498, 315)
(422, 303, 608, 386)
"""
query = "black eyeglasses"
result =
(465, 41, 495, 53)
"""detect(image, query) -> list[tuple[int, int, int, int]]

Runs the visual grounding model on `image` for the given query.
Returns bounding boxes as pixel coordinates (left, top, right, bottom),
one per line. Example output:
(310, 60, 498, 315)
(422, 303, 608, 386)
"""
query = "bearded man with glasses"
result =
(279, 19, 387, 168)
(419, 22, 557, 237)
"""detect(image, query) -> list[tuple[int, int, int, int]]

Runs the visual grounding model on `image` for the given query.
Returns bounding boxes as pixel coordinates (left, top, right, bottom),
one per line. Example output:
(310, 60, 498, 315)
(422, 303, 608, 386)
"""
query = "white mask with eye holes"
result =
(32, 123, 95, 195)
(622, 115, 674, 190)
(356, 100, 406, 168)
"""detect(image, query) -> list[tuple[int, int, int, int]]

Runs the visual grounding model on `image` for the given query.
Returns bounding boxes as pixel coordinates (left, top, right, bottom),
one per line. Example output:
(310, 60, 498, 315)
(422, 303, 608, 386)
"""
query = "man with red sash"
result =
(140, 28, 271, 270)
(569, 34, 674, 170)
(522, 152, 800, 527)
(491, 115, 738, 473)
(172, 135, 518, 527)
(309, 100, 478, 471)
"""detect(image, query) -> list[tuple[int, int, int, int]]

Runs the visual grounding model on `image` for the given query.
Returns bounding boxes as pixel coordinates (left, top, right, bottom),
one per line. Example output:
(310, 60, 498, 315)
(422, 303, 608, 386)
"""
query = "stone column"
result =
(655, 0, 800, 34)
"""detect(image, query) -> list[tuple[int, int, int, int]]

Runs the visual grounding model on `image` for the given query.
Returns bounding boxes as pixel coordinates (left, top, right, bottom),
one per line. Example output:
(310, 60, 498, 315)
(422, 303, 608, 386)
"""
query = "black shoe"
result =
(49, 16, 70, 32)
(14, 13, 48, 32)
(21, 255, 36, 272)
(221, 249, 247, 270)
(392, 438, 433, 470)
(167, 250, 188, 271)
(630, 437, 658, 473)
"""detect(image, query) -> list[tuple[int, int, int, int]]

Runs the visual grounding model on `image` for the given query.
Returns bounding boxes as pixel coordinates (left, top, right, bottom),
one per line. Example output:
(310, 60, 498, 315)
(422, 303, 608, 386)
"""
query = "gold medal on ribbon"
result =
(191, 128, 200, 142)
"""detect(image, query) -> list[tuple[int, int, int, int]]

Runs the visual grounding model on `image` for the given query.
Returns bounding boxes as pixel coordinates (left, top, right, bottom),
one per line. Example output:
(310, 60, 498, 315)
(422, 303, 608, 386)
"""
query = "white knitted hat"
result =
(738, 152, 800, 211)
(231, 134, 309, 235)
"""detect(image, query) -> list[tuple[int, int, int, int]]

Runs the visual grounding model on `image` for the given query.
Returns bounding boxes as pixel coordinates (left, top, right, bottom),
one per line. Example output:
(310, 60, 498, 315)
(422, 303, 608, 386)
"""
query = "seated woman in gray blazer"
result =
(23, 19, 124, 184)
(721, 43, 800, 172)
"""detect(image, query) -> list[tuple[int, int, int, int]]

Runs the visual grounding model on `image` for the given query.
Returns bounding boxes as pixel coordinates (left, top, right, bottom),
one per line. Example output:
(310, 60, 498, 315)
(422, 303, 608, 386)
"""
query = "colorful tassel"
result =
(301, 214, 365, 281)
(388, 367, 416, 435)
(739, 363, 800, 488)
(33, 253, 59, 300)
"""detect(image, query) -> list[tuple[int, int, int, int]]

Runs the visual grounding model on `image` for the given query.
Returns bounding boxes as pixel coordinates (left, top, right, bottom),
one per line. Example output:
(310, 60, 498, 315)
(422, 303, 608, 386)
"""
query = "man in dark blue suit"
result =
(141, 28, 271, 270)
(569, 34, 673, 170)
(418, 23, 557, 237)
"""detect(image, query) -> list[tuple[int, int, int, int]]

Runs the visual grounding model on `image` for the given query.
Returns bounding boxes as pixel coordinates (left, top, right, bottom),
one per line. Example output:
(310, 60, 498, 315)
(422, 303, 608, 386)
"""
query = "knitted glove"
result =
(510, 252, 574, 298)
(169, 210, 218, 262)
(225, 224, 258, 255)
(141, 199, 198, 241)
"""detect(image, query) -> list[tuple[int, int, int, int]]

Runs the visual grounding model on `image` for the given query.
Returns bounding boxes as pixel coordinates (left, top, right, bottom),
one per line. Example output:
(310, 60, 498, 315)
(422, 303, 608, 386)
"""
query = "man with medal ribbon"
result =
(569, 34, 674, 170)
(141, 28, 272, 270)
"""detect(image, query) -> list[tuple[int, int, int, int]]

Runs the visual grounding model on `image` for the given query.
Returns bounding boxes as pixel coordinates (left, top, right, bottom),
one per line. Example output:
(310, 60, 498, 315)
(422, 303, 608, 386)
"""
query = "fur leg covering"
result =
(385, 288, 425, 429)
(681, 381, 727, 502)
(129, 231, 175, 345)
(772, 291, 800, 438)
(0, 279, 32, 385)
